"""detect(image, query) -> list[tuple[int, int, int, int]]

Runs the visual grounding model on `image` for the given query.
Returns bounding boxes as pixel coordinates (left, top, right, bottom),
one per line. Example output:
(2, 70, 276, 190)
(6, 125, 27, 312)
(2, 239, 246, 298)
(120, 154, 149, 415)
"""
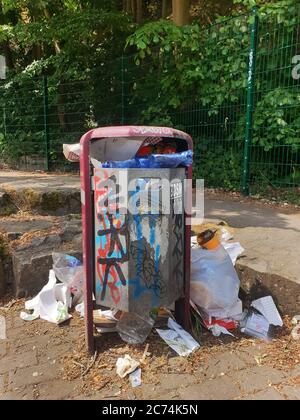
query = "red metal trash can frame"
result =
(79, 126, 193, 352)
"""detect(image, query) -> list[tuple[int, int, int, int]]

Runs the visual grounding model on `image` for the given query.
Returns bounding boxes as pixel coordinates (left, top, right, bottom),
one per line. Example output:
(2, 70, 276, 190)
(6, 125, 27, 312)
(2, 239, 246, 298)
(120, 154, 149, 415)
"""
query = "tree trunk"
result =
(43, 7, 61, 53)
(136, 0, 142, 24)
(162, 0, 170, 19)
(125, 0, 131, 13)
(131, 0, 136, 21)
(1, 42, 14, 70)
(172, 0, 190, 26)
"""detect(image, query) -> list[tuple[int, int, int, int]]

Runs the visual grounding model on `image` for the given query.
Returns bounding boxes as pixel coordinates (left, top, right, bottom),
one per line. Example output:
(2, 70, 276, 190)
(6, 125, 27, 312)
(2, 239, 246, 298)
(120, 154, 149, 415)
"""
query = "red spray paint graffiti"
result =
(94, 171, 129, 305)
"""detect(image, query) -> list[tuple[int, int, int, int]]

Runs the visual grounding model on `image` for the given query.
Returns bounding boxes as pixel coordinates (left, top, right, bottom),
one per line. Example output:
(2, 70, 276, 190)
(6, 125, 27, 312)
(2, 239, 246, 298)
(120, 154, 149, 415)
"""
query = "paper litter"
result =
(116, 355, 140, 378)
(241, 312, 270, 341)
(156, 318, 200, 357)
(251, 296, 283, 327)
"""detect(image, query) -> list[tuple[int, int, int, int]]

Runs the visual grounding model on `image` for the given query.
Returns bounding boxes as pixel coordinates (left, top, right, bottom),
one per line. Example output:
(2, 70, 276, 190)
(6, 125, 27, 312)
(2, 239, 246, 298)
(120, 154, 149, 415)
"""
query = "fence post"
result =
(3, 106, 6, 136)
(121, 55, 125, 125)
(43, 75, 50, 171)
(242, 7, 259, 195)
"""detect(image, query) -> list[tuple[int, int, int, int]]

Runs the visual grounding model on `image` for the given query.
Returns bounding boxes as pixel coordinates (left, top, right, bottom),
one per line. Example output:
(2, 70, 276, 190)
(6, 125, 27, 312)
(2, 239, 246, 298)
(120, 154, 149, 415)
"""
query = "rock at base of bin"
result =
(12, 234, 82, 298)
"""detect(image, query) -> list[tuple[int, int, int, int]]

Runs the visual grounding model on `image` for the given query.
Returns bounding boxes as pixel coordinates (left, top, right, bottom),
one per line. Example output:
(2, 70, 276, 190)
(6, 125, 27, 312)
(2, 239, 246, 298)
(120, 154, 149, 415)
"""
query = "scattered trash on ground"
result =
(117, 312, 155, 345)
(251, 296, 283, 327)
(191, 229, 242, 320)
(291, 315, 300, 340)
(241, 311, 271, 341)
(75, 302, 84, 317)
(222, 242, 245, 265)
(0, 315, 6, 339)
(129, 368, 142, 388)
(20, 269, 72, 324)
(116, 355, 140, 378)
(156, 318, 200, 356)
(208, 324, 235, 337)
(20, 253, 84, 324)
(94, 309, 120, 333)
(190, 228, 286, 343)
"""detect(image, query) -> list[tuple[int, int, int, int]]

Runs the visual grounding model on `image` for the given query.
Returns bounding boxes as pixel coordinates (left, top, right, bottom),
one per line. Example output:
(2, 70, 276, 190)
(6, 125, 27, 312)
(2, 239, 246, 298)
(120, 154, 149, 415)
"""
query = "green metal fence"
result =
(0, 7, 299, 198)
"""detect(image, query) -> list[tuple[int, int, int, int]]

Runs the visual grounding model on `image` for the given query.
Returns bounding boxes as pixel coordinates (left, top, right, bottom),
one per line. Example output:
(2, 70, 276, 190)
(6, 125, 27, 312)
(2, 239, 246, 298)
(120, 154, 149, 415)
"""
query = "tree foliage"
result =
(0, 0, 299, 189)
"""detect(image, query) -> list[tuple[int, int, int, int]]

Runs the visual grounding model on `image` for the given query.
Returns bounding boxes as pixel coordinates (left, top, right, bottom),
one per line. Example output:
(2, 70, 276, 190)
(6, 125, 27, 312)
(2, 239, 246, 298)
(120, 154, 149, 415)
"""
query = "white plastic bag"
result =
(20, 270, 72, 324)
(190, 245, 241, 318)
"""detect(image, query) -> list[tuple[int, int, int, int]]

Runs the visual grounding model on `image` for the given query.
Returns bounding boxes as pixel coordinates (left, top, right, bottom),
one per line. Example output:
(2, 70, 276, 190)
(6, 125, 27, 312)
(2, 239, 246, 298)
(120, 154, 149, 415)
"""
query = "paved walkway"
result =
(204, 194, 300, 286)
(0, 170, 79, 193)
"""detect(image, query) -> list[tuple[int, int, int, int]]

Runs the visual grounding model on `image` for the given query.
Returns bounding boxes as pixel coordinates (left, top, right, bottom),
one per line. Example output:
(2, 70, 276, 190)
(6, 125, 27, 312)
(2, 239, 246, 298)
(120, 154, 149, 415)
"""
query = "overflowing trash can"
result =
(79, 126, 193, 352)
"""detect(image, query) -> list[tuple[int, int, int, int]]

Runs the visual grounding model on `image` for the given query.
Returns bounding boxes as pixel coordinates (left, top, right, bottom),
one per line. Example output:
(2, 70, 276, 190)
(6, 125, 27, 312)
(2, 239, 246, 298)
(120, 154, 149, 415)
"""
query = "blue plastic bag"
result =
(102, 150, 193, 169)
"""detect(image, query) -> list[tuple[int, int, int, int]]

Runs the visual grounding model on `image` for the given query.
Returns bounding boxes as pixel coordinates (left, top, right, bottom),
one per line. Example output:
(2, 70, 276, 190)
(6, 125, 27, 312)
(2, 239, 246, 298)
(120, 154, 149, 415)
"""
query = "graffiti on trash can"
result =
(130, 238, 166, 298)
(172, 212, 183, 287)
(94, 171, 129, 305)
(130, 214, 167, 302)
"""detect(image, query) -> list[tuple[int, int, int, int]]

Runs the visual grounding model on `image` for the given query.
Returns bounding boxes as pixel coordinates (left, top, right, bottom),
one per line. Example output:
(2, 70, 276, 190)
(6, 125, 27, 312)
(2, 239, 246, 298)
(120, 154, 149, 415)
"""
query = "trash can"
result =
(80, 126, 193, 352)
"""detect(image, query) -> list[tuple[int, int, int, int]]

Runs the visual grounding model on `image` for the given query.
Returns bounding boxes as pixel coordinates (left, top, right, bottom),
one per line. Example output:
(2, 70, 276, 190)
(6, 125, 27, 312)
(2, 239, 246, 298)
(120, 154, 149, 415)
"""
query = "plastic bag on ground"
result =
(75, 302, 84, 317)
(20, 270, 72, 324)
(116, 312, 154, 345)
(190, 245, 241, 319)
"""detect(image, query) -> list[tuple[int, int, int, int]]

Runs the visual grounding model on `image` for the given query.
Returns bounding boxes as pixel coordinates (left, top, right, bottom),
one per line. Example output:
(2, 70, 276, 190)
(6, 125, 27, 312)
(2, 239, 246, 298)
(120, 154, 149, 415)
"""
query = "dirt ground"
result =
(0, 294, 300, 400)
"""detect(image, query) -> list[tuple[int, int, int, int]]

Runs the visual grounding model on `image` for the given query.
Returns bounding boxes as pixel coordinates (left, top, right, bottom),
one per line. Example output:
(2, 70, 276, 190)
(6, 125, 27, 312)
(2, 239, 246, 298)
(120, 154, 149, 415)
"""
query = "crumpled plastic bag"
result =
(20, 270, 72, 324)
(116, 312, 154, 345)
(52, 253, 83, 306)
(190, 244, 241, 319)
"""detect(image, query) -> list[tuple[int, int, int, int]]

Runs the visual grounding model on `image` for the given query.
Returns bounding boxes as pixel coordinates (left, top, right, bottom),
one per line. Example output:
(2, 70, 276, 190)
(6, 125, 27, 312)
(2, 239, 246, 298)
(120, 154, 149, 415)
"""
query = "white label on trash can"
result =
(80, 189, 85, 205)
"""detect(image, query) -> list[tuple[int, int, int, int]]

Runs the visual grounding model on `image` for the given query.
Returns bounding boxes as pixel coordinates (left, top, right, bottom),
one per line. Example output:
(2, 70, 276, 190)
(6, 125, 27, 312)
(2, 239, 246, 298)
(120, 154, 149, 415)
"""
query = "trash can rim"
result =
(79, 125, 193, 149)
